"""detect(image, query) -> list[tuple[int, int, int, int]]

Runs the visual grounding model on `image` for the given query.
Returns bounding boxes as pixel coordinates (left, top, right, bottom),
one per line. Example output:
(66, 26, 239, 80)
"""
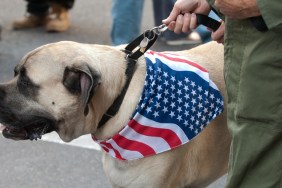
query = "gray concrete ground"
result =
(0, 0, 226, 187)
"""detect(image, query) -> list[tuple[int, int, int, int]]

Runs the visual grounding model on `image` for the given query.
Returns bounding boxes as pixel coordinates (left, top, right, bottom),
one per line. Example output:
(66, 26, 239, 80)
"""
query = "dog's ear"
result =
(63, 62, 101, 116)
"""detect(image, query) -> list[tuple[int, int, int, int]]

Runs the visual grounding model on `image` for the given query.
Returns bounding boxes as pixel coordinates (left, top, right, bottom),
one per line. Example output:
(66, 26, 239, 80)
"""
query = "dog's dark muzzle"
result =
(1, 115, 56, 141)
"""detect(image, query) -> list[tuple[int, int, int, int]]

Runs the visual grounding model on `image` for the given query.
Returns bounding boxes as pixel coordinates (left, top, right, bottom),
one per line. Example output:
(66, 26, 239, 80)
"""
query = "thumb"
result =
(162, 6, 181, 25)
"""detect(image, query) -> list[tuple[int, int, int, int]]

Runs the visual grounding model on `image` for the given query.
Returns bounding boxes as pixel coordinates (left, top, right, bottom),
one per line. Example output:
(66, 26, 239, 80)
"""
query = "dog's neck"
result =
(92, 51, 146, 140)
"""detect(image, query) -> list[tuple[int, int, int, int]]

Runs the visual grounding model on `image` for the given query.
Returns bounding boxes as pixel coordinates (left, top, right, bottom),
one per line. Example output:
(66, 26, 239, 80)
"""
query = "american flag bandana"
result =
(93, 50, 224, 160)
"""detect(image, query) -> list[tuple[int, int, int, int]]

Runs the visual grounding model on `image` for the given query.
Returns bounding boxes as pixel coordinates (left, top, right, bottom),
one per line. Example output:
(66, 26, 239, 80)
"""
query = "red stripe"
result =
(147, 50, 207, 72)
(128, 119, 182, 148)
(100, 141, 125, 160)
(112, 134, 156, 157)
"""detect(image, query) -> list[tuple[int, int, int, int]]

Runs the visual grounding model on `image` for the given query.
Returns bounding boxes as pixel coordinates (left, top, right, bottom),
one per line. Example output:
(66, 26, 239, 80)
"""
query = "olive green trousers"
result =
(224, 19, 282, 188)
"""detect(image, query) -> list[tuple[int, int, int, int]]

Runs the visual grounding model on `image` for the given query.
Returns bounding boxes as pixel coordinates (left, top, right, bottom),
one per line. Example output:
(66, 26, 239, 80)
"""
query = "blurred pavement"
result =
(0, 0, 226, 187)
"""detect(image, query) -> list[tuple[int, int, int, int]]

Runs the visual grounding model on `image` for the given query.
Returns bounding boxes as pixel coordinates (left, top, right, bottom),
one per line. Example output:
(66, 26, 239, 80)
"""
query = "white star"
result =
(200, 124, 204, 130)
(177, 89, 182, 95)
(171, 85, 176, 91)
(184, 102, 189, 109)
(164, 89, 169, 95)
(192, 107, 196, 113)
(157, 67, 162, 73)
(184, 110, 189, 116)
(164, 80, 169, 86)
(157, 85, 162, 91)
(184, 120, 189, 126)
(169, 111, 175, 118)
(191, 90, 197, 96)
(144, 80, 148, 87)
(149, 66, 153, 72)
(163, 72, 168, 77)
(177, 115, 182, 121)
(163, 97, 169, 104)
(210, 103, 215, 109)
(198, 103, 203, 109)
(191, 81, 196, 87)
(208, 112, 213, 117)
(189, 124, 194, 130)
(203, 107, 208, 113)
(146, 107, 152, 113)
(204, 90, 209, 96)
(170, 93, 176, 99)
(198, 95, 203, 101)
(162, 107, 168, 113)
(177, 81, 183, 87)
(191, 98, 196, 105)
(184, 85, 189, 91)
(210, 94, 215, 100)
(153, 111, 159, 117)
(198, 86, 203, 92)
(177, 106, 182, 113)
(177, 97, 183, 104)
(155, 102, 161, 109)
(184, 94, 190, 100)
(171, 76, 176, 82)
(197, 112, 202, 118)
(184, 77, 190, 83)
(156, 93, 162, 100)
(170, 102, 176, 109)
(190, 116, 195, 122)
(149, 75, 154, 81)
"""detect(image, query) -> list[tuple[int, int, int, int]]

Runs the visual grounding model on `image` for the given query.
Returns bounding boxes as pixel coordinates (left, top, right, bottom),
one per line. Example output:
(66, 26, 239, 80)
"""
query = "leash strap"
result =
(97, 26, 165, 128)
(196, 13, 221, 31)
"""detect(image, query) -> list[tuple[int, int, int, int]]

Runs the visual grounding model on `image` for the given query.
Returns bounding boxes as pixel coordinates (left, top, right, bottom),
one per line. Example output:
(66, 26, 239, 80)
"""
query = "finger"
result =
(190, 13, 198, 30)
(174, 14, 184, 34)
(211, 23, 224, 42)
(162, 5, 181, 25)
(182, 13, 192, 33)
(167, 21, 176, 31)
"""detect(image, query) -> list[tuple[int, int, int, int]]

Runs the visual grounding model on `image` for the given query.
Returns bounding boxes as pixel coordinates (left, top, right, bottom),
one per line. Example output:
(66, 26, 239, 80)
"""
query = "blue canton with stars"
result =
(133, 54, 224, 140)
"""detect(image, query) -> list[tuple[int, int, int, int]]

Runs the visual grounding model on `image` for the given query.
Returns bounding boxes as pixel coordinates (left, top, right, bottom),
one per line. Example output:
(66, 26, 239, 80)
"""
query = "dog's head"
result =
(0, 41, 127, 142)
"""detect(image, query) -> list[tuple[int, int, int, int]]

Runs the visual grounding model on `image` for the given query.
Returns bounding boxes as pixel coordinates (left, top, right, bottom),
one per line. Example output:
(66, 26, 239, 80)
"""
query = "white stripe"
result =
(145, 52, 220, 91)
(120, 125, 171, 152)
(106, 139, 144, 160)
(133, 113, 189, 144)
(99, 143, 117, 158)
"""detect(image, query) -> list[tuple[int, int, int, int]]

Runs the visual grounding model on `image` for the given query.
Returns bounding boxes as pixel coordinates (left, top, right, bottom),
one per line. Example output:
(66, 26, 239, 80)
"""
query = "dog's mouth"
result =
(1, 118, 55, 141)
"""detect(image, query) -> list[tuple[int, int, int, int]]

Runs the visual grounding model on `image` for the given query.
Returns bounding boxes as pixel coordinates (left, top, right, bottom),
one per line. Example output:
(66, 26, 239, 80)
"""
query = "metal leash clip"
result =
(139, 24, 168, 53)
(151, 24, 168, 35)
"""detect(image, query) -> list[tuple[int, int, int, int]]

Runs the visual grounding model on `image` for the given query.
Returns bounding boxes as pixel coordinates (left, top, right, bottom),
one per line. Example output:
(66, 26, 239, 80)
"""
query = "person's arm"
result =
(213, 0, 260, 19)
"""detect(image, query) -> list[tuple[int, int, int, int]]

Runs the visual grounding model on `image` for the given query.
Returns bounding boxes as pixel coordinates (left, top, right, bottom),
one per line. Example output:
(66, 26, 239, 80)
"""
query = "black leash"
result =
(97, 25, 166, 128)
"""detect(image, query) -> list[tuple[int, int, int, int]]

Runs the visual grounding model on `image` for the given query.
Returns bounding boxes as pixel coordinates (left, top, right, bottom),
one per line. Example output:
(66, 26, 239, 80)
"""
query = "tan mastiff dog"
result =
(0, 41, 230, 188)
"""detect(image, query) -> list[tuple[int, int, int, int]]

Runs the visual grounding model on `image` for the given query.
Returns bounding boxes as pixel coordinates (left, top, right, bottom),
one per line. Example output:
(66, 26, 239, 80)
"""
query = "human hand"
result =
(162, 0, 211, 33)
(211, 21, 225, 44)
(214, 0, 261, 19)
